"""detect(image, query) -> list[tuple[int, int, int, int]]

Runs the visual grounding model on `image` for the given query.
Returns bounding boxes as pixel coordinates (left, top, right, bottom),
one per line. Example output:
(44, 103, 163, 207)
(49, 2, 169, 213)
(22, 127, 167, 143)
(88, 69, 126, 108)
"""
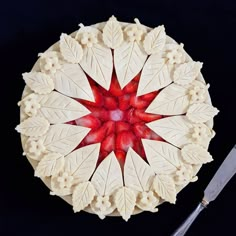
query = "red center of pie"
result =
(68, 72, 163, 166)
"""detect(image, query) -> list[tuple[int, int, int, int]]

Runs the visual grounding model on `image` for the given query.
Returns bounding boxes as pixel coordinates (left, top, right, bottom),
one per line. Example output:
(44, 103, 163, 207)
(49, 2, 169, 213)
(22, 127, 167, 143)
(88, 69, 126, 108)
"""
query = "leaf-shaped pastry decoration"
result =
(64, 143, 100, 181)
(43, 124, 90, 155)
(114, 186, 136, 221)
(137, 55, 172, 96)
(114, 41, 147, 89)
(181, 144, 213, 165)
(53, 64, 94, 101)
(37, 91, 90, 124)
(143, 25, 166, 55)
(79, 44, 113, 90)
(22, 72, 54, 95)
(147, 116, 193, 148)
(146, 83, 190, 115)
(91, 152, 123, 196)
(152, 174, 176, 203)
(142, 140, 181, 174)
(35, 152, 64, 177)
(186, 103, 219, 123)
(102, 16, 123, 49)
(15, 116, 50, 137)
(173, 62, 203, 85)
(59, 33, 83, 63)
(124, 148, 155, 192)
(72, 181, 96, 213)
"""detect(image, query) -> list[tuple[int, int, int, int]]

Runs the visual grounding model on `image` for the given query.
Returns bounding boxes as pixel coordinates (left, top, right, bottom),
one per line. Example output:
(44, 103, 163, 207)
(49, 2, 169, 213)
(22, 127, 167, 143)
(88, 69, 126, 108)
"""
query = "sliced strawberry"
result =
(139, 143, 146, 159)
(99, 83, 110, 96)
(130, 93, 149, 109)
(97, 151, 109, 166)
(88, 107, 109, 121)
(77, 85, 104, 108)
(99, 151, 109, 159)
(101, 133, 115, 153)
(118, 94, 131, 111)
(70, 70, 165, 162)
(87, 75, 96, 87)
(116, 121, 130, 133)
(150, 131, 164, 141)
(103, 120, 116, 135)
(91, 85, 104, 106)
(135, 109, 162, 122)
(84, 126, 106, 144)
(76, 139, 86, 149)
(123, 80, 138, 94)
(132, 140, 146, 158)
(76, 99, 93, 109)
(66, 120, 76, 125)
(126, 108, 142, 124)
(115, 149, 126, 167)
(133, 122, 145, 138)
(140, 91, 158, 102)
(162, 115, 170, 118)
(109, 73, 123, 96)
(104, 96, 118, 110)
(116, 131, 136, 152)
(133, 72, 141, 82)
(75, 115, 101, 129)
(133, 122, 152, 139)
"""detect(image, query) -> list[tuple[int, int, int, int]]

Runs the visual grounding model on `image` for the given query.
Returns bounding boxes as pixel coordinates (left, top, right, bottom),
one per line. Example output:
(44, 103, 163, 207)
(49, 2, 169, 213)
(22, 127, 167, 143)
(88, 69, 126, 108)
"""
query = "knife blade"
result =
(172, 144, 236, 236)
(203, 144, 236, 203)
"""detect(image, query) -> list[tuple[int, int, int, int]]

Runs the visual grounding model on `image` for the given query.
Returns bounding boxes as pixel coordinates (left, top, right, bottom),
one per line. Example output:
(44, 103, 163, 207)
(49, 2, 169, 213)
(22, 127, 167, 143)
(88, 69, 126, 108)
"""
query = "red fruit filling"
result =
(70, 72, 164, 165)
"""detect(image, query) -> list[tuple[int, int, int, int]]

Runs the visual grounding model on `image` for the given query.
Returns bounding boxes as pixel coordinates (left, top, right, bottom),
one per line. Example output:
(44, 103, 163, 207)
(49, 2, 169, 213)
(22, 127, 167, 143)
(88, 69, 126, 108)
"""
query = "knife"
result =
(172, 144, 236, 236)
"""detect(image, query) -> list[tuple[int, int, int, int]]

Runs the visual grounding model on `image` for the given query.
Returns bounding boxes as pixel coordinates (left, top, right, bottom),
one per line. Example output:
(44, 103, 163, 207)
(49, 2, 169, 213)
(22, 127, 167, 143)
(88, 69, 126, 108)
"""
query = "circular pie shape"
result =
(17, 16, 218, 221)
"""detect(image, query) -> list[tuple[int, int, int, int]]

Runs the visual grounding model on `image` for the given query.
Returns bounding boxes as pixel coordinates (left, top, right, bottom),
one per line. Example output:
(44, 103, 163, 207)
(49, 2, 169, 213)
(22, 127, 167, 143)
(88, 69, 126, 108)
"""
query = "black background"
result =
(2, 0, 236, 235)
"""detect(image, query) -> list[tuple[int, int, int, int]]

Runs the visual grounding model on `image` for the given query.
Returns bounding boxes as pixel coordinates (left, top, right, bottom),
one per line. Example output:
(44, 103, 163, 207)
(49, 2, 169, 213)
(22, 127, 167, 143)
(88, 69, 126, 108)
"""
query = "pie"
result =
(16, 16, 219, 221)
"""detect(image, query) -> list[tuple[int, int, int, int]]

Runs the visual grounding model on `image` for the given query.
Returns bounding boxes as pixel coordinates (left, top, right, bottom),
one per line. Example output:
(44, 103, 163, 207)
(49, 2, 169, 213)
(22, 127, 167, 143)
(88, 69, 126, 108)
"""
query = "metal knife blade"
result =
(172, 145, 236, 236)
(203, 144, 236, 203)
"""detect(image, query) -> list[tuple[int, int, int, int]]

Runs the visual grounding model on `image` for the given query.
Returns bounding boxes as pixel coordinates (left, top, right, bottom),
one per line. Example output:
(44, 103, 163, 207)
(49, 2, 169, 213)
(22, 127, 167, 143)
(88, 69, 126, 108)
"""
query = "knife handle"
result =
(171, 202, 207, 236)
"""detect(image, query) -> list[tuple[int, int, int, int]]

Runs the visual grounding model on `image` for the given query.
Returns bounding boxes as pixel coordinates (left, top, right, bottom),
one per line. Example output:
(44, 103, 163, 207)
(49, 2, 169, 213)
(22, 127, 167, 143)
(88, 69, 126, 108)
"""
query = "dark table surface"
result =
(2, 0, 236, 235)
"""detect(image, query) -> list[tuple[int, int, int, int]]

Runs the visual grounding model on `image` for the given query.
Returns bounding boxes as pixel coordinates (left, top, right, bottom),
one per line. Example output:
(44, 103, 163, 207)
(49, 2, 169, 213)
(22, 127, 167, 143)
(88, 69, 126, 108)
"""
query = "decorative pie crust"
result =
(16, 16, 219, 221)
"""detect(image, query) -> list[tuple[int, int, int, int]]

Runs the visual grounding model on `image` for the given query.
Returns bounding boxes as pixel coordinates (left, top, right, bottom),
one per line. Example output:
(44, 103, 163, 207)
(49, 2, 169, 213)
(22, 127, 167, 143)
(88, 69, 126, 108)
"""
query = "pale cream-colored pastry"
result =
(16, 16, 219, 221)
